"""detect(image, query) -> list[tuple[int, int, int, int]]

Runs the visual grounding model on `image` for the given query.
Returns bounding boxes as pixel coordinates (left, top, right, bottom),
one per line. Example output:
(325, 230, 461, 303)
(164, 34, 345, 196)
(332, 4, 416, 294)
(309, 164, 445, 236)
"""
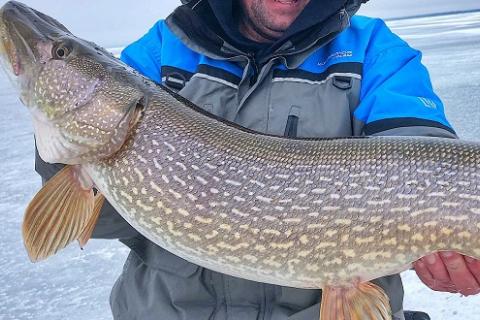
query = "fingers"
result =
(414, 252, 480, 296)
(413, 254, 456, 293)
(423, 252, 452, 285)
(465, 256, 480, 284)
(440, 251, 480, 296)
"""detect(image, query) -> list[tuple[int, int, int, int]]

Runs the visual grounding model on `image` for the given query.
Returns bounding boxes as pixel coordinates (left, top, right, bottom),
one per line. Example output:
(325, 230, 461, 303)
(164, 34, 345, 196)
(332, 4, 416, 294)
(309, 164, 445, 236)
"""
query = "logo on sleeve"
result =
(318, 51, 353, 66)
(418, 97, 437, 109)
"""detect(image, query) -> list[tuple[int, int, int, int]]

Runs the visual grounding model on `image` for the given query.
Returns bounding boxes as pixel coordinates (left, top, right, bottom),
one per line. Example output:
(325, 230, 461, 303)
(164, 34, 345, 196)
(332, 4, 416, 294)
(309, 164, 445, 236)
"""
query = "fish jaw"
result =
(0, 1, 72, 94)
(0, 1, 70, 119)
(0, 1, 148, 164)
(0, 2, 34, 97)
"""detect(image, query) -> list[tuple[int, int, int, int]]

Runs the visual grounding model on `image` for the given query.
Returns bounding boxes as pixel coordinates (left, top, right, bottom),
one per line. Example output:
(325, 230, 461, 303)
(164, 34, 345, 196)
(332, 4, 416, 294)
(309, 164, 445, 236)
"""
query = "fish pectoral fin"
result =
(22, 165, 95, 262)
(78, 192, 105, 249)
(320, 282, 392, 320)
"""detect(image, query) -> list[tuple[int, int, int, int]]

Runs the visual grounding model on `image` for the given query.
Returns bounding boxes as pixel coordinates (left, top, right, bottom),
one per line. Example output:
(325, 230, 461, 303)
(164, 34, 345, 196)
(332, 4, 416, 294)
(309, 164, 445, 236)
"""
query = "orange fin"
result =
(78, 193, 105, 248)
(22, 165, 94, 262)
(320, 282, 392, 320)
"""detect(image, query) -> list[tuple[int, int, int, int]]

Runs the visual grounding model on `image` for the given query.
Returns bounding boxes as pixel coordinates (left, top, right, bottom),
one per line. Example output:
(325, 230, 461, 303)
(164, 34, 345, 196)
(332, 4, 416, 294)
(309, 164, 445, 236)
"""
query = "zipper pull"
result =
(284, 114, 299, 138)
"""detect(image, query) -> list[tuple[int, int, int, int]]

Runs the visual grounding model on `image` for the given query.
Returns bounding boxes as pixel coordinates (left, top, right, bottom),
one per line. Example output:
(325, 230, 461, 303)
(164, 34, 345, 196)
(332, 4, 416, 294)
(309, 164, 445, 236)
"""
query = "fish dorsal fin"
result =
(320, 282, 392, 320)
(78, 193, 105, 248)
(22, 165, 95, 262)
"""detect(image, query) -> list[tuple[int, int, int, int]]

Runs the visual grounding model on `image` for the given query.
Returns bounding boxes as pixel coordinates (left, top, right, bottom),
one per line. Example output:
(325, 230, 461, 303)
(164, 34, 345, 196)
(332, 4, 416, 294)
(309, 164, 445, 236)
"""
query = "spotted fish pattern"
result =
(87, 91, 480, 288)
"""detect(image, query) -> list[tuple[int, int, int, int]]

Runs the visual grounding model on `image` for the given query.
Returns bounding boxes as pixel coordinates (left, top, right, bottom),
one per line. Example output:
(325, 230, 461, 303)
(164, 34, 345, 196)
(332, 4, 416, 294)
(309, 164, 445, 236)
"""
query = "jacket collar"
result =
(166, 0, 367, 64)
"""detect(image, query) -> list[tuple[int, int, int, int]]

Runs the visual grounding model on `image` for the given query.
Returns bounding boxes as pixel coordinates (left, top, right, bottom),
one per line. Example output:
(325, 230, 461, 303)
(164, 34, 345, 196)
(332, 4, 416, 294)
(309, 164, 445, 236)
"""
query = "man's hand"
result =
(413, 251, 480, 296)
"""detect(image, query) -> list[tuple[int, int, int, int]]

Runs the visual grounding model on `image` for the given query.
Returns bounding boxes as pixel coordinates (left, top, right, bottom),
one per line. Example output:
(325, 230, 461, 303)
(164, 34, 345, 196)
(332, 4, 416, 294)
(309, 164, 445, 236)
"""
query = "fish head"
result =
(0, 1, 145, 164)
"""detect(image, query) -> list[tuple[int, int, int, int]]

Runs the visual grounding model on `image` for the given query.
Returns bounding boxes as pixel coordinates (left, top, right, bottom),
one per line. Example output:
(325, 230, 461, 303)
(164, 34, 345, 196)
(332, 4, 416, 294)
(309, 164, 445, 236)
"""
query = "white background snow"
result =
(0, 1, 479, 319)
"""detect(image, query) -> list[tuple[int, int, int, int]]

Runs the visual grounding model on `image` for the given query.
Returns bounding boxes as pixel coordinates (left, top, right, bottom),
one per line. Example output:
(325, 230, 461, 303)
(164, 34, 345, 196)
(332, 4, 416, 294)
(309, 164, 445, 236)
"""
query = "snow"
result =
(0, 0, 178, 48)
(403, 271, 480, 319)
(0, 76, 129, 319)
(359, 0, 480, 20)
(0, 6, 479, 320)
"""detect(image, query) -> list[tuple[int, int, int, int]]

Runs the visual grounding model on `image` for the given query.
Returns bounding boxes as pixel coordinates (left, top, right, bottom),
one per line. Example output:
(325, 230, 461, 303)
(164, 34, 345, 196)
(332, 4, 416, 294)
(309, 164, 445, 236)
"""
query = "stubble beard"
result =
(248, 0, 286, 42)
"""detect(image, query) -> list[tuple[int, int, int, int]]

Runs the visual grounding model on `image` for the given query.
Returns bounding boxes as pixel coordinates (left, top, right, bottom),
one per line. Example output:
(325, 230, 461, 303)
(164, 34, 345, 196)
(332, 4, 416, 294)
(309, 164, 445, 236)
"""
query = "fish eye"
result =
(52, 43, 71, 59)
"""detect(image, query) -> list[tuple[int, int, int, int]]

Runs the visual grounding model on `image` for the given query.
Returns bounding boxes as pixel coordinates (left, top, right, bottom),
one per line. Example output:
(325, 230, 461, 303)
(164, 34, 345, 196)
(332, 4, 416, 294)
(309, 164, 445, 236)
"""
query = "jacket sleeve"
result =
(120, 20, 164, 84)
(353, 20, 457, 138)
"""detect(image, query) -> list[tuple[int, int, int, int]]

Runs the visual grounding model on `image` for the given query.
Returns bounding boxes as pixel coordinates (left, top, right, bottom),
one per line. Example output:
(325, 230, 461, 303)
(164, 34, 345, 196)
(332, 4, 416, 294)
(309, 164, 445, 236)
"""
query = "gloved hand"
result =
(404, 311, 430, 320)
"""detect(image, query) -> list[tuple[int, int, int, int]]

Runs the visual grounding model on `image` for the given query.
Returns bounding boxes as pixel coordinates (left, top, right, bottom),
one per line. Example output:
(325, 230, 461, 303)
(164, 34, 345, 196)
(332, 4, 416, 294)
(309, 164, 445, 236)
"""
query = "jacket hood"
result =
(167, 0, 369, 61)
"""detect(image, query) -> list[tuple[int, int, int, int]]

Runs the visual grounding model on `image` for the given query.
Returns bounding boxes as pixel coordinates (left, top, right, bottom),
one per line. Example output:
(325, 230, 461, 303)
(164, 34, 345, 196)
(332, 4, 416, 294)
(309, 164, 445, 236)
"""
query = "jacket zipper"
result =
(249, 54, 260, 87)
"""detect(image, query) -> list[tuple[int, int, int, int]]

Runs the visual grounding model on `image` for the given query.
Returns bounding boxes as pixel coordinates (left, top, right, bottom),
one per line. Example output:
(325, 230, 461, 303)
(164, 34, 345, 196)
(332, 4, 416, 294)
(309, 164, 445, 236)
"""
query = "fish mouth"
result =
(0, 1, 74, 93)
(0, 1, 38, 88)
(0, 1, 71, 77)
(0, 12, 23, 78)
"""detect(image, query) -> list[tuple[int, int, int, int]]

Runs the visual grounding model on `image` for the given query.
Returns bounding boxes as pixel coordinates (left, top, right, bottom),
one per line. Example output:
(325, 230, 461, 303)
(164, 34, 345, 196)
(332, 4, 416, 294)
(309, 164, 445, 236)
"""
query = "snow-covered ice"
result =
(0, 8, 479, 320)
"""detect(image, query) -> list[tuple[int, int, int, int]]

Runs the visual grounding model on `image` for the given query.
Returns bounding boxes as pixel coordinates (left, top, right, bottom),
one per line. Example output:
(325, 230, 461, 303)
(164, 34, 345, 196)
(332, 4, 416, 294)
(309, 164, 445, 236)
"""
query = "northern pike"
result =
(1, 2, 479, 319)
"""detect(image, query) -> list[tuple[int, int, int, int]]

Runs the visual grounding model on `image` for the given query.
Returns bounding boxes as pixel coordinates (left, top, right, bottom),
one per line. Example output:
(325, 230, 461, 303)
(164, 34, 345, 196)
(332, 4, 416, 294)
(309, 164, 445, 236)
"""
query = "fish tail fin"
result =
(320, 282, 392, 320)
(22, 165, 95, 262)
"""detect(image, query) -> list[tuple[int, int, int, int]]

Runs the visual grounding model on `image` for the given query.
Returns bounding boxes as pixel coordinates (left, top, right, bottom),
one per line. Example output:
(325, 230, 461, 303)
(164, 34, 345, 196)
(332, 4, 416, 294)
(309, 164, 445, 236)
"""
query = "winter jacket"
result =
(35, 0, 456, 319)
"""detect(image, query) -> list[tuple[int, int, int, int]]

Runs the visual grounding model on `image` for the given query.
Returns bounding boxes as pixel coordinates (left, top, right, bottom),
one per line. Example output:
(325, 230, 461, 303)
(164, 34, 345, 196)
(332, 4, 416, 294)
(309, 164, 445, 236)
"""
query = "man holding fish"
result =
(17, 0, 480, 319)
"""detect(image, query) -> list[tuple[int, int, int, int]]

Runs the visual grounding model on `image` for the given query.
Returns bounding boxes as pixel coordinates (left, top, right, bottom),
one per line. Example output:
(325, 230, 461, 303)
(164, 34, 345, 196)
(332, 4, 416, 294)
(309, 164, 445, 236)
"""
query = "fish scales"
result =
(87, 91, 480, 288)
